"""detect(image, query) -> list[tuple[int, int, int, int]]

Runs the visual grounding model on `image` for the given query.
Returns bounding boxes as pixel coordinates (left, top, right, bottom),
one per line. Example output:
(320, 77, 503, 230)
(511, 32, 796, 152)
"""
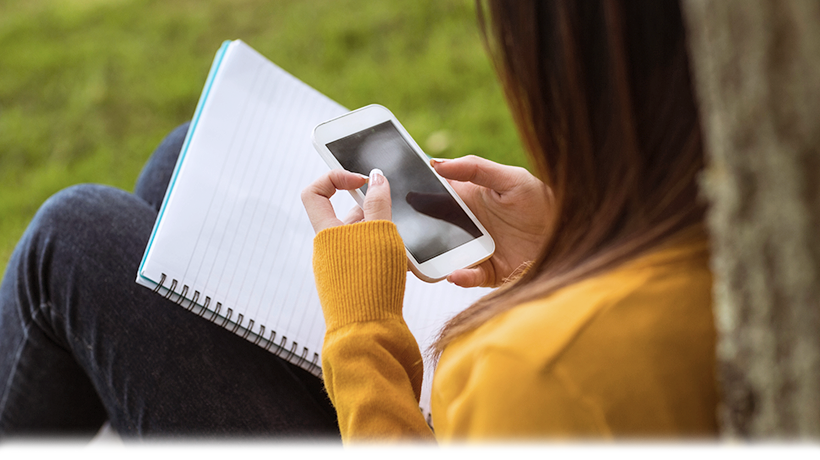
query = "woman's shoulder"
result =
(461, 233, 712, 362)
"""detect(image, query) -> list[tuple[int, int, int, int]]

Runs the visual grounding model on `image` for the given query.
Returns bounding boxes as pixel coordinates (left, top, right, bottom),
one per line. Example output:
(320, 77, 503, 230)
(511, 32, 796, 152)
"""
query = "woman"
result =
(302, 0, 717, 440)
(0, 0, 715, 441)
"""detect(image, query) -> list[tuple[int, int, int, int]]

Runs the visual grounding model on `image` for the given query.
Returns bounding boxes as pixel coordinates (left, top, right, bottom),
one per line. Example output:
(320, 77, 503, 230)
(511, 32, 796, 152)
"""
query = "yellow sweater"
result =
(313, 221, 717, 441)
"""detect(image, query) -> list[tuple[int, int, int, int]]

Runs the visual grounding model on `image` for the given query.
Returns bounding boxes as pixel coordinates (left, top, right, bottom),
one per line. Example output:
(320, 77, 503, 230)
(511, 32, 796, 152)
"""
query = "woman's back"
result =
(432, 230, 716, 439)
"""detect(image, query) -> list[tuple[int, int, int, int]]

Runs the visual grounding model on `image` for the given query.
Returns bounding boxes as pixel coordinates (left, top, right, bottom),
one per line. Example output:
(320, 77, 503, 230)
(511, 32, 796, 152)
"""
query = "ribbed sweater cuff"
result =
(313, 220, 407, 332)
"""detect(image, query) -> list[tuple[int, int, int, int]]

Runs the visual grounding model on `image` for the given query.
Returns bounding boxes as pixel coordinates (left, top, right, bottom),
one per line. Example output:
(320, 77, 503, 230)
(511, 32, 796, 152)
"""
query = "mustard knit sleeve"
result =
(313, 220, 435, 441)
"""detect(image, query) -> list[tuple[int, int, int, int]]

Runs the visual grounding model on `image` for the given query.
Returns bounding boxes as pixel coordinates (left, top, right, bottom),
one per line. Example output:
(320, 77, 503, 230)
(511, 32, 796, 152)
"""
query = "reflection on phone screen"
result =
(326, 121, 482, 263)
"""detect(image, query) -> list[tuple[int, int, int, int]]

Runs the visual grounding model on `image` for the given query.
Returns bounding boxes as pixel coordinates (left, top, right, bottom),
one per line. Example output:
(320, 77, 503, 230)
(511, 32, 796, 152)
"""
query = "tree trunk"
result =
(680, 0, 820, 438)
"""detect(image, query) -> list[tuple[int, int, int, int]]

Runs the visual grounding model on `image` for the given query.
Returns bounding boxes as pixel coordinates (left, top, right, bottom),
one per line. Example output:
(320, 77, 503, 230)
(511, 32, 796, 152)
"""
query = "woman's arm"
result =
(303, 169, 434, 441)
(314, 221, 434, 440)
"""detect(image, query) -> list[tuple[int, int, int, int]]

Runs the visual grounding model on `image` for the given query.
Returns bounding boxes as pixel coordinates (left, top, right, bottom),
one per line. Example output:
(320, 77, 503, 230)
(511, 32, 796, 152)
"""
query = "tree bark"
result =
(680, 0, 820, 438)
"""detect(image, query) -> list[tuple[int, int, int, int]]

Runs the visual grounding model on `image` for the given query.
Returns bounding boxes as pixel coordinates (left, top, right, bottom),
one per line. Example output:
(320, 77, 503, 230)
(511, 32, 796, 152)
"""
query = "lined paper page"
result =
(137, 41, 491, 414)
(139, 41, 348, 359)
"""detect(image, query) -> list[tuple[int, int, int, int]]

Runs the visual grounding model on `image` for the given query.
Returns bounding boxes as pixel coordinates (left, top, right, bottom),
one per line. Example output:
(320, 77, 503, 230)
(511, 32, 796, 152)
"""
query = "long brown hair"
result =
(432, 0, 705, 356)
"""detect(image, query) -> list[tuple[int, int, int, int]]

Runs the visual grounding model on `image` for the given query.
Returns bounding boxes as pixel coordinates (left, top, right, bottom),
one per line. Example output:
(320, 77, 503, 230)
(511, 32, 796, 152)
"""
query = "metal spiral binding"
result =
(274, 336, 288, 358)
(286, 341, 298, 363)
(308, 353, 320, 375)
(176, 285, 189, 306)
(253, 325, 265, 345)
(297, 347, 308, 368)
(243, 320, 254, 339)
(152, 272, 321, 377)
(263, 331, 276, 351)
(189, 291, 200, 312)
(223, 308, 233, 327)
(163, 280, 177, 300)
(152, 274, 167, 293)
(231, 313, 244, 333)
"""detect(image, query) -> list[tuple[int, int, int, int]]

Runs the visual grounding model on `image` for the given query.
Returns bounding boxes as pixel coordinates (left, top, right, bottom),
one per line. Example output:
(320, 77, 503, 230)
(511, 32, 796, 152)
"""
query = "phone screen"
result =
(326, 121, 483, 263)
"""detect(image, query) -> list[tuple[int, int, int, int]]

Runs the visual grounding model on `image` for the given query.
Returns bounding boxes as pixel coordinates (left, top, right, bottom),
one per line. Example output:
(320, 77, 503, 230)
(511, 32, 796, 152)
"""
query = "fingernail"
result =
(429, 158, 448, 167)
(354, 172, 370, 180)
(369, 168, 385, 186)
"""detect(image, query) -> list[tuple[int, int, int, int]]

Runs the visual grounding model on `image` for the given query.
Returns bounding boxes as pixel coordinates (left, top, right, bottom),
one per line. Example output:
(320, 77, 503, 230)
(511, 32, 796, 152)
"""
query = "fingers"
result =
(430, 155, 527, 193)
(446, 267, 489, 288)
(342, 206, 364, 225)
(301, 170, 368, 233)
(301, 167, 391, 233)
(363, 169, 392, 222)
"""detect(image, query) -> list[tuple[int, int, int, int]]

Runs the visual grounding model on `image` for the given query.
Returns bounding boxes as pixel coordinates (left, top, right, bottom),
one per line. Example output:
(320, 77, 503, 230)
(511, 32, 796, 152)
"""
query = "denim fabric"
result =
(0, 123, 340, 440)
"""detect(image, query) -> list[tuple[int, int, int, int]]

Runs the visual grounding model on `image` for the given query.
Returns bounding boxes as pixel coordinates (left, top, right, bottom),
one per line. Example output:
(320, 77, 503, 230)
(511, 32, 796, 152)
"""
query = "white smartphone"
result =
(312, 104, 495, 283)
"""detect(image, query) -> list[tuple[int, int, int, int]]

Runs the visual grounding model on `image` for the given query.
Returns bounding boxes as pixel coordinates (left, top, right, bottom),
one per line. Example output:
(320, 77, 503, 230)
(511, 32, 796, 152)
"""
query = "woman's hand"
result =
(301, 168, 391, 233)
(431, 155, 552, 288)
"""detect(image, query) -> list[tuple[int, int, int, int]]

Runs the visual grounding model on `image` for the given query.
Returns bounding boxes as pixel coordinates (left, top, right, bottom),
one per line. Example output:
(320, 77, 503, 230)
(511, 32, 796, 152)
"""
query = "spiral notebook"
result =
(135, 40, 489, 417)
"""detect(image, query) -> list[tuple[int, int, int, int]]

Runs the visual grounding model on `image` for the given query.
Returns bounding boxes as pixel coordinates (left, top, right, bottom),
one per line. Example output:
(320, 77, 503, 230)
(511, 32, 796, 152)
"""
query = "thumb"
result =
(446, 267, 489, 288)
(363, 168, 392, 222)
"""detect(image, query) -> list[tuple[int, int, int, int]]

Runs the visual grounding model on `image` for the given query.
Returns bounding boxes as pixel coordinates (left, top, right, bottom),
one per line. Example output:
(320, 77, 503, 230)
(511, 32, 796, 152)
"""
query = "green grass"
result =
(0, 0, 526, 273)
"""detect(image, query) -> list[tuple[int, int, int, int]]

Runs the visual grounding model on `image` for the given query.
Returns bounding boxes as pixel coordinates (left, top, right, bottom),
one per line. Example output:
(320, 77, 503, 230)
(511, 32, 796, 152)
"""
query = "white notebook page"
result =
(137, 40, 490, 416)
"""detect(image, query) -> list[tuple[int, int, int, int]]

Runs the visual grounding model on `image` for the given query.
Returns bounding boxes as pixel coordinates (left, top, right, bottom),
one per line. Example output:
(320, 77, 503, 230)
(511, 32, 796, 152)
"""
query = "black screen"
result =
(326, 121, 482, 263)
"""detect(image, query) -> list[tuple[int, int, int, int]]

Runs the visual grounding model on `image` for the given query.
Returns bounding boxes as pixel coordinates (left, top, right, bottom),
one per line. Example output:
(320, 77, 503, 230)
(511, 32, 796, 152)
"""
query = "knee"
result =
(133, 122, 190, 210)
(5, 185, 155, 355)
(152, 122, 190, 167)
(168, 122, 191, 146)
(36, 184, 125, 229)
(30, 184, 153, 246)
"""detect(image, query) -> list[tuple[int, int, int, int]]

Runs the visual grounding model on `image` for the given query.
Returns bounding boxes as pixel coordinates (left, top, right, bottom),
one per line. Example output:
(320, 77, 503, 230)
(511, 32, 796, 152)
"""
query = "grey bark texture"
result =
(681, 0, 820, 438)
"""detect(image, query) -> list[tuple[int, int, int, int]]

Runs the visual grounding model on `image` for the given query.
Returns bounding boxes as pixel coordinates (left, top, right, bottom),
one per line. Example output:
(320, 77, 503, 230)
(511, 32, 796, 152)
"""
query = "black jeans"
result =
(0, 123, 340, 440)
